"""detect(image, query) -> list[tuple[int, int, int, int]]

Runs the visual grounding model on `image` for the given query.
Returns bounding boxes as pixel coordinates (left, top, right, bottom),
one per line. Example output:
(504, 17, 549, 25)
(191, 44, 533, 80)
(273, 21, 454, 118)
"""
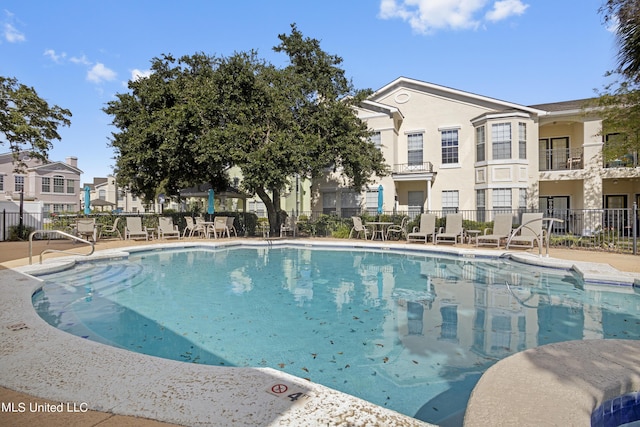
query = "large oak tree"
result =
(0, 76, 71, 171)
(105, 25, 388, 232)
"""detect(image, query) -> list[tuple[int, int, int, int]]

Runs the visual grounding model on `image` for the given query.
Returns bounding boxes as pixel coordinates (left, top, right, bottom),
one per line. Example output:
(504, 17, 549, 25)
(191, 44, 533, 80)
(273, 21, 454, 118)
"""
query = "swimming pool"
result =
(31, 244, 640, 425)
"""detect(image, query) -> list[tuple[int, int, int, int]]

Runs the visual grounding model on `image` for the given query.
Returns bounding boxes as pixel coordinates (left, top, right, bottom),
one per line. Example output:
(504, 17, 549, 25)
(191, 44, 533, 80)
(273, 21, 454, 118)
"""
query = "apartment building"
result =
(312, 77, 640, 233)
(0, 151, 81, 212)
(83, 175, 182, 213)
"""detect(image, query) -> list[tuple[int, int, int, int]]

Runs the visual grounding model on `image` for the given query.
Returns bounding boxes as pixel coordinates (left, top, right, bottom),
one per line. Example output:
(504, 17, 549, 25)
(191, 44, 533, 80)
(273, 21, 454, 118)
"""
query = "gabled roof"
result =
(371, 77, 547, 116)
(528, 98, 595, 113)
(30, 161, 82, 175)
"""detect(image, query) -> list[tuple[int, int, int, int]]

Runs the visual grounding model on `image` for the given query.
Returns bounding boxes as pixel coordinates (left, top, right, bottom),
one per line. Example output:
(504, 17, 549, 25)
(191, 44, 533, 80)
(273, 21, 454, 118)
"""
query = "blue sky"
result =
(1, 0, 617, 183)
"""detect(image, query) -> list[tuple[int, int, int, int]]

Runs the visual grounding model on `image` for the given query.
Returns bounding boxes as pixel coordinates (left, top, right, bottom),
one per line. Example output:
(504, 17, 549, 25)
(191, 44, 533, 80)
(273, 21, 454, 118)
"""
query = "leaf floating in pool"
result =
(353, 316, 359, 320)
(82, 335, 89, 339)
(375, 343, 384, 347)
(345, 364, 350, 369)
(311, 353, 317, 359)
(302, 367, 309, 372)
(383, 357, 389, 363)
(337, 352, 343, 355)
(278, 363, 286, 368)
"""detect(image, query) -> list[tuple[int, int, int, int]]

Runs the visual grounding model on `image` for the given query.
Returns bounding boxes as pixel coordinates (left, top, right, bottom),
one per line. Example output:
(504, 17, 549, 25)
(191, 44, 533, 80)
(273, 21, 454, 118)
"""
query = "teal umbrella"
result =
(84, 186, 91, 215)
(207, 189, 215, 215)
(377, 185, 383, 214)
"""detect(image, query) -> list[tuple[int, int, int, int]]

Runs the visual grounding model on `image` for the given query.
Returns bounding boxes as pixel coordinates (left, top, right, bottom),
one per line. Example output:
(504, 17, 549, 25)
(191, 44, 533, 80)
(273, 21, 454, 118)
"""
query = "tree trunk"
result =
(256, 187, 281, 235)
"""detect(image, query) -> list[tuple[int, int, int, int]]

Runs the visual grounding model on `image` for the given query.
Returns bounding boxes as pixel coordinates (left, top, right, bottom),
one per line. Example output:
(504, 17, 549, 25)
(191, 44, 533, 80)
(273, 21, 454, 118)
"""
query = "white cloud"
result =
(70, 54, 91, 65)
(379, 0, 529, 34)
(87, 62, 117, 83)
(44, 49, 66, 63)
(485, 0, 528, 22)
(131, 68, 152, 81)
(3, 22, 25, 42)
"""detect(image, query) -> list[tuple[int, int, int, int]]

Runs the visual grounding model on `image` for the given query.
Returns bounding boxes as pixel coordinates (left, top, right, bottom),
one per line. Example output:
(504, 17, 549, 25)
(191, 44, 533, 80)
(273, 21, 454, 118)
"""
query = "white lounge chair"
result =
(209, 216, 230, 238)
(477, 213, 513, 248)
(76, 218, 98, 242)
(406, 214, 436, 244)
(158, 217, 181, 239)
(349, 216, 370, 240)
(280, 216, 294, 237)
(125, 217, 149, 241)
(509, 212, 544, 248)
(435, 213, 464, 245)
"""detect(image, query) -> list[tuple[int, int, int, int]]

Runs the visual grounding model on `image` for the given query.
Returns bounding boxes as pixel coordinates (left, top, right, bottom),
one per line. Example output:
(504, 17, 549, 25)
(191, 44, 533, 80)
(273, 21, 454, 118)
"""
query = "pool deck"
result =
(1, 236, 639, 426)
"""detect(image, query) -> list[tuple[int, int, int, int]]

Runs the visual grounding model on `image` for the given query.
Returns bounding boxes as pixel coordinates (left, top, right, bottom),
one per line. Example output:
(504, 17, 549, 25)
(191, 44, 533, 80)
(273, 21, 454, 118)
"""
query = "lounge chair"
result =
(349, 216, 370, 240)
(158, 217, 181, 239)
(387, 216, 409, 240)
(406, 214, 437, 244)
(226, 216, 237, 237)
(477, 213, 513, 248)
(125, 217, 149, 241)
(508, 212, 544, 248)
(76, 218, 98, 242)
(98, 217, 122, 240)
(435, 213, 464, 245)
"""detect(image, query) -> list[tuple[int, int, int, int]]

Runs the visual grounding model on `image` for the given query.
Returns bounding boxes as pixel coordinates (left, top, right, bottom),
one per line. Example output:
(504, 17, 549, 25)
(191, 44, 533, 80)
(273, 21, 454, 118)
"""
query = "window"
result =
(53, 176, 64, 193)
(408, 191, 424, 217)
(99, 189, 106, 200)
(42, 177, 51, 193)
(67, 179, 75, 194)
(370, 131, 381, 149)
(341, 190, 361, 217)
(0, 175, 3, 191)
(519, 188, 527, 209)
(492, 123, 511, 160)
(476, 189, 486, 222)
(442, 190, 459, 214)
(492, 188, 512, 211)
(14, 176, 24, 192)
(365, 189, 379, 215)
(476, 126, 486, 162)
(441, 129, 459, 164)
(518, 123, 527, 159)
(322, 192, 336, 215)
(407, 133, 423, 166)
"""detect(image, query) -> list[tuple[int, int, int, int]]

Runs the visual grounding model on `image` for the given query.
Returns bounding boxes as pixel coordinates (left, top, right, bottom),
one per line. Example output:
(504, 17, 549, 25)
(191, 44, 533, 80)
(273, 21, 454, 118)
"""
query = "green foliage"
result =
(8, 225, 35, 241)
(104, 25, 388, 234)
(331, 223, 351, 238)
(0, 76, 71, 171)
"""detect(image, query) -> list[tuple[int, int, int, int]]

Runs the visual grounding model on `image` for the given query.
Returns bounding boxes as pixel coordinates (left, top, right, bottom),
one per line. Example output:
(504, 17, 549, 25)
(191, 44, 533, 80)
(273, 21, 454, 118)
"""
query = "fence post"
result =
(633, 202, 637, 256)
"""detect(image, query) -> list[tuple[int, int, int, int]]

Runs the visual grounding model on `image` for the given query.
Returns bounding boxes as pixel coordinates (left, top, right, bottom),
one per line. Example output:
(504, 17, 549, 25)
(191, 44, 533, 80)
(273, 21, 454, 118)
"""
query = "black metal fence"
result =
(2, 206, 637, 255)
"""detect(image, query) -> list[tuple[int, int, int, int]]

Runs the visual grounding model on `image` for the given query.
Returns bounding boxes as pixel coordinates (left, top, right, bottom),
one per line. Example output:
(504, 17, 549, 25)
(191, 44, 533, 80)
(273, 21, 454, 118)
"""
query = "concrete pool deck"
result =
(0, 236, 639, 426)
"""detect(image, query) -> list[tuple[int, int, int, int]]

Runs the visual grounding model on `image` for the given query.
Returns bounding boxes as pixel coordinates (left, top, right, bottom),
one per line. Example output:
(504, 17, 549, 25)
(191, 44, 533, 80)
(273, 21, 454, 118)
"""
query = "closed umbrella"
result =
(377, 185, 384, 214)
(84, 186, 91, 215)
(207, 189, 215, 215)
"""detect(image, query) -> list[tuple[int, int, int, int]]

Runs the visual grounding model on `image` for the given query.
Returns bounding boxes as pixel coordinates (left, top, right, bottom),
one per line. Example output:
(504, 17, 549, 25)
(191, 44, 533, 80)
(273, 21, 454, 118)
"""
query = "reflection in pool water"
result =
(32, 247, 640, 426)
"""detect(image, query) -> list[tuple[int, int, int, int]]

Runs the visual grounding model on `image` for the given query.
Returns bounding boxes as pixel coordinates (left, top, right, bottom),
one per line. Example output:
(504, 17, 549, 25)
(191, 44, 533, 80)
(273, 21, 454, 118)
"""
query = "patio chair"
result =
(76, 218, 98, 242)
(209, 216, 230, 238)
(125, 217, 149, 241)
(183, 217, 206, 238)
(477, 213, 513, 248)
(387, 216, 409, 240)
(98, 217, 122, 240)
(435, 213, 464, 245)
(226, 216, 237, 237)
(280, 216, 294, 237)
(158, 217, 181, 240)
(508, 212, 544, 249)
(406, 214, 437, 244)
(349, 216, 370, 240)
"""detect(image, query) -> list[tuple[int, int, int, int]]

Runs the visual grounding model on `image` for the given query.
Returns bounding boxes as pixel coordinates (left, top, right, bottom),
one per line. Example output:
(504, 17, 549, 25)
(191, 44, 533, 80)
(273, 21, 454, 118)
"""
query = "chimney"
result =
(66, 156, 78, 168)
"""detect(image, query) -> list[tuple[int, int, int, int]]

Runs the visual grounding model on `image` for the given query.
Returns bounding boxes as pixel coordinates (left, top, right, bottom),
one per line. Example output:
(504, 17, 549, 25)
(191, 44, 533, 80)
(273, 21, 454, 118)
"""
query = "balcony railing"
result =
(393, 162, 434, 174)
(539, 147, 583, 171)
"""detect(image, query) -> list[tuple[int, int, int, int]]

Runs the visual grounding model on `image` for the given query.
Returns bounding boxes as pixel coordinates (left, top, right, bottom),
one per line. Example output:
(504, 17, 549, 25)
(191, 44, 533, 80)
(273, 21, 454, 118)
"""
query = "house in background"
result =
(312, 77, 640, 234)
(83, 175, 180, 213)
(0, 151, 81, 213)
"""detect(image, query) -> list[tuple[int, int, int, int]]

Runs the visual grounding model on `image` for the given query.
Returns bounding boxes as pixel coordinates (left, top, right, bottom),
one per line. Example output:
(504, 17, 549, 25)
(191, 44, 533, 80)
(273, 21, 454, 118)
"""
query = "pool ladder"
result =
(28, 230, 95, 265)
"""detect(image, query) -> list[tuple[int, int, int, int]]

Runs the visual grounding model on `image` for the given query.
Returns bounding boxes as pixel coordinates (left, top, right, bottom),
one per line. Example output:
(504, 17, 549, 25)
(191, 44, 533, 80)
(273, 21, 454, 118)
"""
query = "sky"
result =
(1, 0, 618, 183)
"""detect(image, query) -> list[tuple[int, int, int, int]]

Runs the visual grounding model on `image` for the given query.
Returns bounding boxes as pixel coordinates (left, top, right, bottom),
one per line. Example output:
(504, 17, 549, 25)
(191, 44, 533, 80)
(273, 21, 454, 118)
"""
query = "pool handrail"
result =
(28, 229, 95, 265)
(506, 217, 564, 256)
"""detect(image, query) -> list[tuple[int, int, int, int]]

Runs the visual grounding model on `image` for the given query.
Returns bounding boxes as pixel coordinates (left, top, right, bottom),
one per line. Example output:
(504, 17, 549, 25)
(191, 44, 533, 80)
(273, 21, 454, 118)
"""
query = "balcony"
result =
(539, 147, 583, 171)
(393, 162, 434, 174)
(604, 152, 638, 168)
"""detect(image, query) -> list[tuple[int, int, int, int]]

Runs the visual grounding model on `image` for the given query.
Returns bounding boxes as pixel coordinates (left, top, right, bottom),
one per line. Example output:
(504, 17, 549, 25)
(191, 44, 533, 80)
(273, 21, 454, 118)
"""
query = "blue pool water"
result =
(32, 246, 640, 426)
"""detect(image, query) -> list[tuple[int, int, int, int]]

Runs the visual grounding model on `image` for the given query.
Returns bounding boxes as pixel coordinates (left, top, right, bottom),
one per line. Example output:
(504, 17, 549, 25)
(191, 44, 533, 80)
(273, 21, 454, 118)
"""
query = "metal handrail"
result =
(29, 230, 95, 265)
(506, 217, 564, 257)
